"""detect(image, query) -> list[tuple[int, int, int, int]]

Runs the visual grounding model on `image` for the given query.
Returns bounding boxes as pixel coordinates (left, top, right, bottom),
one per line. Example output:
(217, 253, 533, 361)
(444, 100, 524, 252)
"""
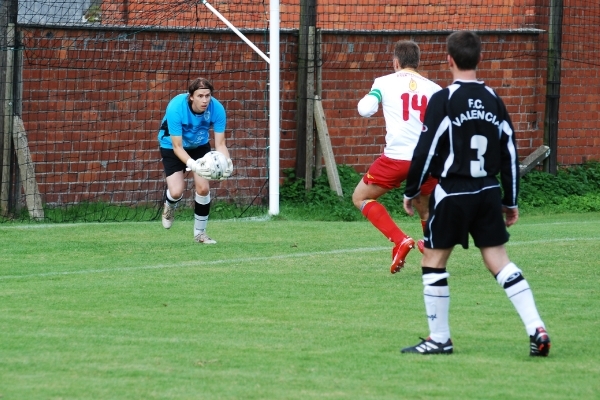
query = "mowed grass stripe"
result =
(0, 216, 599, 231)
(1, 236, 598, 281)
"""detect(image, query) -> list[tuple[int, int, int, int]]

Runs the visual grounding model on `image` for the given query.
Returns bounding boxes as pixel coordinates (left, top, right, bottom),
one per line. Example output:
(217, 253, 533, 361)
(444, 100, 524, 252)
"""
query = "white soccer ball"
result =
(200, 151, 229, 180)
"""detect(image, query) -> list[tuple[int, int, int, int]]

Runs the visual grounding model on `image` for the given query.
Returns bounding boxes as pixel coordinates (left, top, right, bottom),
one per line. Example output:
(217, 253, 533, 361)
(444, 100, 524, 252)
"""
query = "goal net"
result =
(3, 0, 274, 222)
(1, 0, 599, 222)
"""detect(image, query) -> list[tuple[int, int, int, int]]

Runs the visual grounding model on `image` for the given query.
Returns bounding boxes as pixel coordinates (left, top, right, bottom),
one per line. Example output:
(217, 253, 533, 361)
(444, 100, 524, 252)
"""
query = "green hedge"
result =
(519, 161, 600, 213)
(279, 161, 600, 220)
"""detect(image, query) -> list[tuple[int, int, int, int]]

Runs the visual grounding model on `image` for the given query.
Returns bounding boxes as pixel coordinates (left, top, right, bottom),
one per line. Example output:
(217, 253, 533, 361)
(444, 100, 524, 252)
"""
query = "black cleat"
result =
(401, 337, 453, 355)
(530, 327, 551, 357)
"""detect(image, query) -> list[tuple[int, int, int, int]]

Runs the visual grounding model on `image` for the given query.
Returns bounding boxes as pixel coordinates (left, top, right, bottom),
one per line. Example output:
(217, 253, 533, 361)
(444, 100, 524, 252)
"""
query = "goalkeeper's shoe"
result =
(401, 337, 453, 355)
(162, 203, 175, 229)
(194, 232, 217, 245)
(417, 239, 425, 254)
(529, 327, 551, 357)
(390, 236, 415, 274)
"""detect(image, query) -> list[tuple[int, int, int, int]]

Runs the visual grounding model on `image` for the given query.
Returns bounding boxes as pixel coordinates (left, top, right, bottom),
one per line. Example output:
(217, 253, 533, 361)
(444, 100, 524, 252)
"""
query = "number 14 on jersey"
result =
(400, 93, 428, 122)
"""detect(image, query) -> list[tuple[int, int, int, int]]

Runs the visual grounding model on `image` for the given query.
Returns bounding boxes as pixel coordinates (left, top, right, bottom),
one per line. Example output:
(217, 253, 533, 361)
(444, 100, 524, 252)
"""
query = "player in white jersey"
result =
(352, 40, 442, 274)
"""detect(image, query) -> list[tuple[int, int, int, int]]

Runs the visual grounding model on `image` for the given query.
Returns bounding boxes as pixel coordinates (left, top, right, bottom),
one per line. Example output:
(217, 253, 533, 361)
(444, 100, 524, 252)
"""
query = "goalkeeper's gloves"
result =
(223, 158, 234, 179)
(186, 158, 211, 178)
(195, 159, 213, 179)
(185, 158, 196, 172)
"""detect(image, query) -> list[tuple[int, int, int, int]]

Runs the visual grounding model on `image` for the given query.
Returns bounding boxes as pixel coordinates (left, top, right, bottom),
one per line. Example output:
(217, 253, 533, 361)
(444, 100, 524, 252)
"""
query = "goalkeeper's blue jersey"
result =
(157, 93, 226, 150)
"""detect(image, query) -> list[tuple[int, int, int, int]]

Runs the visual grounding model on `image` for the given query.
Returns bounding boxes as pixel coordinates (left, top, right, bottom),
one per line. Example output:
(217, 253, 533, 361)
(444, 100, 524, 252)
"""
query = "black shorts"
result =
(160, 143, 211, 178)
(424, 177, 509, 250)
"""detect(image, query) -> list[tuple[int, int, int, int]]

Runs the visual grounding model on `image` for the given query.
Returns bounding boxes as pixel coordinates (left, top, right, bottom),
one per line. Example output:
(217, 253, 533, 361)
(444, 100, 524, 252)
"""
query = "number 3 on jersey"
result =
(400, 93, 428, 122)
(470, 134, 488, 177)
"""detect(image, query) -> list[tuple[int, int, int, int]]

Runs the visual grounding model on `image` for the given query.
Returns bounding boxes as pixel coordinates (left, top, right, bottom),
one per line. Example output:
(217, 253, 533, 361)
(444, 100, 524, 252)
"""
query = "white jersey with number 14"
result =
(358, 70, 441, 160)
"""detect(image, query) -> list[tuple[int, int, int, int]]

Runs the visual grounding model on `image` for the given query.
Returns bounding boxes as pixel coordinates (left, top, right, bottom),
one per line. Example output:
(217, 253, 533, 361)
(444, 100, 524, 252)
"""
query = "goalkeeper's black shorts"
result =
(160, 143, 211, 177)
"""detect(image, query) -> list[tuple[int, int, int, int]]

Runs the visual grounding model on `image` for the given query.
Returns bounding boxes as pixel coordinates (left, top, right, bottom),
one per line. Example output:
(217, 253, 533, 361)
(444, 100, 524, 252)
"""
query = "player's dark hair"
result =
(394, 40, 420, 69)
(188, 78, 214, 95)
(447, 31, 481, 70)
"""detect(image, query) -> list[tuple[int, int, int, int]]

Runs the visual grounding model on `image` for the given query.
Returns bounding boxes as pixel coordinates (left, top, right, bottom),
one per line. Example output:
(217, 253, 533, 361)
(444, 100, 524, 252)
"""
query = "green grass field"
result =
(1, 212, 599, 399)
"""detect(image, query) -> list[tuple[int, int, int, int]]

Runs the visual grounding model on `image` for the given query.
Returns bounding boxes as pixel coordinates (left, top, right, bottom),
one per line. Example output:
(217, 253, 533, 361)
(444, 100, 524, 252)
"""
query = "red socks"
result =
(362, 200, 405, 244)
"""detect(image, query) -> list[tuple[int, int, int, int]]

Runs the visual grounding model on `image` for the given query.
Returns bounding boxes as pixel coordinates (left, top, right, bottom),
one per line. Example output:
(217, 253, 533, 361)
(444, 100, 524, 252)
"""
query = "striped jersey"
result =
(405, 80, 520, 207)
(358, 70, 442, 160)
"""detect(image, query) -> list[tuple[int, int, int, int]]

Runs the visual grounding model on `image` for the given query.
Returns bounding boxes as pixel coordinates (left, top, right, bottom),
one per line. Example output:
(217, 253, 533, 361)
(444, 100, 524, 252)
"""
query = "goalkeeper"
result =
(157, 77, 233, 244)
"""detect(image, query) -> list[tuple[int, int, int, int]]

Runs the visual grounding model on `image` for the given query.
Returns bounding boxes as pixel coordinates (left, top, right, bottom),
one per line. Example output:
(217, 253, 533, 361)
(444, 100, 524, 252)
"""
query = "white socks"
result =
(422, 268, 451, 343)
(496, 262, 545, 336)
(424, 285, 451, 343)
(420, 262, 546, 343)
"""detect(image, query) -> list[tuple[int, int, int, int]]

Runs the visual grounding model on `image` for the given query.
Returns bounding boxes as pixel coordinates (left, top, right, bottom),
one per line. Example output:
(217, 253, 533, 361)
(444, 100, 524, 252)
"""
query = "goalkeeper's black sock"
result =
(194, 192, 211, 235)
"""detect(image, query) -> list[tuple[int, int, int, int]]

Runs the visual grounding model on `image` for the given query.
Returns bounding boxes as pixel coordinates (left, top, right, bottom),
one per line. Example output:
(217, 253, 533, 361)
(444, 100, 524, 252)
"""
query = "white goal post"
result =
(202, 0, 280, 215)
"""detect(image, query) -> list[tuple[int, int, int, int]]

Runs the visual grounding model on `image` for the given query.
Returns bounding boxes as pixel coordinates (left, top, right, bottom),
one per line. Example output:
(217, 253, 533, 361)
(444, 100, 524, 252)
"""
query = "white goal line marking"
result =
(1, 237, 598, 281)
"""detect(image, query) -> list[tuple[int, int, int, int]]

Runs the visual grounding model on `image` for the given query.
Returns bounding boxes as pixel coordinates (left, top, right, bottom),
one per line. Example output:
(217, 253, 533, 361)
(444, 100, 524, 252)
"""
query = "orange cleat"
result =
(390, 237, 415, 274)
(417, 239, 425, 254)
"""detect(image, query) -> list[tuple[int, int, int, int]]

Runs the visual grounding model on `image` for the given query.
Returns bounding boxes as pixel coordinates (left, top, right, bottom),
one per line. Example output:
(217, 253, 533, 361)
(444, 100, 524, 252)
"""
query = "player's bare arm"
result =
(171, 135, 201, 174)
(213, 132, 233, 178)
(170, 135, 192, 164)
(213, 132, 230, 159)
(503, 206, 519, 227)
(403, 197, 415, 217)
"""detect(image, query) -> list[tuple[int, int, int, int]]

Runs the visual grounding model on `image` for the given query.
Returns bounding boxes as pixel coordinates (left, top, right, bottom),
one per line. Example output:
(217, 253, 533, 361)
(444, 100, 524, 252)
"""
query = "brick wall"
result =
(14, 0, 600, 206)
(551, 1, 600, 165)
(100, 0, 535, 32)
(21, 29, 276, 205)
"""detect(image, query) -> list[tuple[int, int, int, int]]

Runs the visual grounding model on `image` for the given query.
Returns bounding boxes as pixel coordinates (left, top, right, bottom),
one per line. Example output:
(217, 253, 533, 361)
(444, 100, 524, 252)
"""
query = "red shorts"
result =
(363, 154, 437, 195)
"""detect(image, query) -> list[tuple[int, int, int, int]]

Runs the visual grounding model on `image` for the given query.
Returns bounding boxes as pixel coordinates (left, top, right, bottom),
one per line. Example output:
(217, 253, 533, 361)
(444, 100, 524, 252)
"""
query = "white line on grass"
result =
(0, 216, 598, 230)
(0, 246, 389, 280)
(1, 237, 599, 281)
(0, 216, 272, 230)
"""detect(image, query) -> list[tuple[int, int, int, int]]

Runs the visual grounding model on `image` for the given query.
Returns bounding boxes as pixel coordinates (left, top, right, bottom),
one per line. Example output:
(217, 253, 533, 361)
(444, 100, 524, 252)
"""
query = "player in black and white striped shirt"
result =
(401, 31, 551, 357)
